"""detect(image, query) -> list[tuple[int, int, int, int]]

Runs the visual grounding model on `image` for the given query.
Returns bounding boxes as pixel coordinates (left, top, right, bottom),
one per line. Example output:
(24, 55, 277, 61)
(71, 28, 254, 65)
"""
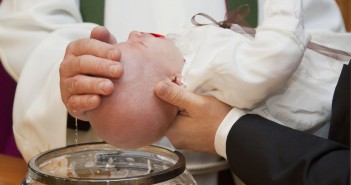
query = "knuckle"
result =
(89, 78, 98, 93)
(89, 77, 103, 94)
(75, 56, 83, 72)
(107, 48, 120, 61)
(59, 80, 66, 95)
(66, 42, 74, 52)
(68, 77, 79, 93)
(97, 59, 104, 73)
(59, 62, 65, 75)
(170, 88, 184, 105)
(67, 97, 78, 110)
(66, 40, 78, 55)
(60, 55, 73, 76)
(78, 96, 86, 108)
(82, 95, 96, 108)
(69, 96, 85, 111)
(59, 59, 70, 76)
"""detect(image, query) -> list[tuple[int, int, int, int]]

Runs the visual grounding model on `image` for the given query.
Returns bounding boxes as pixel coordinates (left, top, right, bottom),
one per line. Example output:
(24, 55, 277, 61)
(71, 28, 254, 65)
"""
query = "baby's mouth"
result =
(149, 33, 165, 38)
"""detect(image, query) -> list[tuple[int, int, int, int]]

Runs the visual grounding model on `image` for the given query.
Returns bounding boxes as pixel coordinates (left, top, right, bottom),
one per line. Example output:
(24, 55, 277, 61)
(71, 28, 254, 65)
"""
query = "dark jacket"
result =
(227, 63, 350, 185)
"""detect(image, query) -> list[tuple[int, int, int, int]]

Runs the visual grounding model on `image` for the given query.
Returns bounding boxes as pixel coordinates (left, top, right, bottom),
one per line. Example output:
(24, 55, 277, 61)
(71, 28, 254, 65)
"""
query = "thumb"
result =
(154, 81, 200, 110)
(91, 26, 118, 45)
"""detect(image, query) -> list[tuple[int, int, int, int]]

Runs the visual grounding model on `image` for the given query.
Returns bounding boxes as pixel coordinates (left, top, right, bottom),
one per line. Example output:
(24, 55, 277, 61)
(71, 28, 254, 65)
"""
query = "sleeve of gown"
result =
(180, 0, 310, 109)
(0, 0, 97, 162)
(226, 114, 350, 185)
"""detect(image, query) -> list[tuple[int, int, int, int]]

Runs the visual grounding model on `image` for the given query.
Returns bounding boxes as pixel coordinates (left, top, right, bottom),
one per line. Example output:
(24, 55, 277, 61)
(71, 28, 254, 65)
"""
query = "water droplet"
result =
(74, 117, 79, 145)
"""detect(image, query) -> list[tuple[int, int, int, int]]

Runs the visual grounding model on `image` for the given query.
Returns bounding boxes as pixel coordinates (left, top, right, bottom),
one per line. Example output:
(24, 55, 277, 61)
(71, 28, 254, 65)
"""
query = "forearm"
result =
(180, 0, 310, 109)
(0, 0, 97, 162)
(0, 0, 92, 79)
(228, 0, 310, 106)
(227, 114, 350, 185)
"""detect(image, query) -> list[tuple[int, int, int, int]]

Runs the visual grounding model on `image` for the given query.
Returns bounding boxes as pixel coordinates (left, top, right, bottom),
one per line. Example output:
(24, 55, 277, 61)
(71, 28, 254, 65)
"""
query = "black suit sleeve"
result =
(226, 114, 350, 185)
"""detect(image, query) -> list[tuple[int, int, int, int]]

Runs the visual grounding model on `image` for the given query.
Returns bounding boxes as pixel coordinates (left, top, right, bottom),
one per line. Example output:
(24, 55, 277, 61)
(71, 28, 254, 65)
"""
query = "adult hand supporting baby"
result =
(60, 26, 123, 120)
(154, 81, 232, 154)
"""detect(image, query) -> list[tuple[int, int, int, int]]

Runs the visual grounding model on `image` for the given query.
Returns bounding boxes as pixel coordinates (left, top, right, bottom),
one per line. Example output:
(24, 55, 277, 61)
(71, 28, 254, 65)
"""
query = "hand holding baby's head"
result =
(87, 31, 184, 148)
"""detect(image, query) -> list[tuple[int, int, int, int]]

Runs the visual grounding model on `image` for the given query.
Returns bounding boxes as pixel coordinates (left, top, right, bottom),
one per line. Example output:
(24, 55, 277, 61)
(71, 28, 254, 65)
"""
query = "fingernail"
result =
(156, 82, 170, 96)
(109, 65, 119, 76)
(99, 81, 108, 92)
(68, 104, 77, 114)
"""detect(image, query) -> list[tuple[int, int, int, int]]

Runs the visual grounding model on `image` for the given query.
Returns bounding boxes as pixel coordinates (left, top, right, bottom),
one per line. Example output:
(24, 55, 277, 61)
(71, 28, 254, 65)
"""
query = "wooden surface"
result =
(0, 154, 27, 185)
(337, 0, 351, 32)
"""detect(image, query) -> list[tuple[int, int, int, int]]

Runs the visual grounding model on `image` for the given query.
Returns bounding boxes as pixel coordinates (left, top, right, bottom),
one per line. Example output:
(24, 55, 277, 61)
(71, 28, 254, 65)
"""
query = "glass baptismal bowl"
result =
(23, 142, 197, 185)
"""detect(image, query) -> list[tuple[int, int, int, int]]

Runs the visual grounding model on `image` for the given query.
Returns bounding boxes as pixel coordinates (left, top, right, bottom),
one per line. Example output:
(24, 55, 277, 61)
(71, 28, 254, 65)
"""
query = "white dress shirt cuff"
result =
(214, 108, 245, 159)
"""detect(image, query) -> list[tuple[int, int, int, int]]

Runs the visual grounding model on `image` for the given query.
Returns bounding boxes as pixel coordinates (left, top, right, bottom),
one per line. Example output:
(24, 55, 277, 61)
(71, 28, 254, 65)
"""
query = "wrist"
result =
(214, 108, 245, 159)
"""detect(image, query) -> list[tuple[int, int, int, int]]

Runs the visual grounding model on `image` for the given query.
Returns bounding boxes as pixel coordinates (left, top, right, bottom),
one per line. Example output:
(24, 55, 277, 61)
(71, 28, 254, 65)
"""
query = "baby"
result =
(87, 32, 184, 148)
(86, 0, 350, 149)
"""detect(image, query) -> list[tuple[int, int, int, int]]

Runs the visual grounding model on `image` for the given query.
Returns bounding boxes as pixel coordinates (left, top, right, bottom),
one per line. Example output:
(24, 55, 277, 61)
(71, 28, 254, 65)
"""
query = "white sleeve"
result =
(0, 0, 97, 162)
(179, 0, 310, 109)
(214, 108, 245, 159)
(258, 0, 345, 32)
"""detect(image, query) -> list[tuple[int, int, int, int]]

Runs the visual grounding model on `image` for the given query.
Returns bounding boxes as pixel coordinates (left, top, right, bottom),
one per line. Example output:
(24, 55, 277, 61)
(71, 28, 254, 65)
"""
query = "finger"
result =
(65, 74, 114, 95)
(67, 94, 101, 114)
(90, 26, 118, 45)
(166, 116, 191, 149)
(154, 81, 203, 111)
(60, 54, 123, 78)
(60, 75, 114, 105)
(65, 38, 120, 61)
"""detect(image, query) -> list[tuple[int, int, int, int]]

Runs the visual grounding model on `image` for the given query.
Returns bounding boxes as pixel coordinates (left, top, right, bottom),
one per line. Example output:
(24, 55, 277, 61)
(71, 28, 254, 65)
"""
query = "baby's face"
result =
(119, 31, 184, 74)
(87, 31, 184, 149)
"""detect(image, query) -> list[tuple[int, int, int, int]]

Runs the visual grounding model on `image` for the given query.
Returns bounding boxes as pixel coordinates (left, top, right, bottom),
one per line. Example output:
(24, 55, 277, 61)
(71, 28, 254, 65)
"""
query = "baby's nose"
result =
(128, 31, 143, 41)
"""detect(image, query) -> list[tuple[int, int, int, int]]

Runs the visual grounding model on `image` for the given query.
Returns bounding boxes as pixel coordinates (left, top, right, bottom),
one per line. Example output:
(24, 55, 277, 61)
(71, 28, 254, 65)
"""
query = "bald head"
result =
(87, 32, 184, 148)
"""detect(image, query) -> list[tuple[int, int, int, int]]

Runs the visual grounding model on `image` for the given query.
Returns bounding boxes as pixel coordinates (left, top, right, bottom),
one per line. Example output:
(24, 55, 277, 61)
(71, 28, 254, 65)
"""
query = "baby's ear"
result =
(172, 73, 183, 86)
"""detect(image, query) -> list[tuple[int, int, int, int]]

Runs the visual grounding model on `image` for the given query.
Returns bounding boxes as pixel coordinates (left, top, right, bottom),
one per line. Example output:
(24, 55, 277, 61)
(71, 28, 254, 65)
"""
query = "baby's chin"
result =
(87, 105, 178, 149)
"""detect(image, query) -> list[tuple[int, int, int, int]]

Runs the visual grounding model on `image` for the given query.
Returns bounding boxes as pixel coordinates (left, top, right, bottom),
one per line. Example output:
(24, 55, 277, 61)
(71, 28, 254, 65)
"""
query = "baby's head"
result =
(87, 31, 184, 148)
